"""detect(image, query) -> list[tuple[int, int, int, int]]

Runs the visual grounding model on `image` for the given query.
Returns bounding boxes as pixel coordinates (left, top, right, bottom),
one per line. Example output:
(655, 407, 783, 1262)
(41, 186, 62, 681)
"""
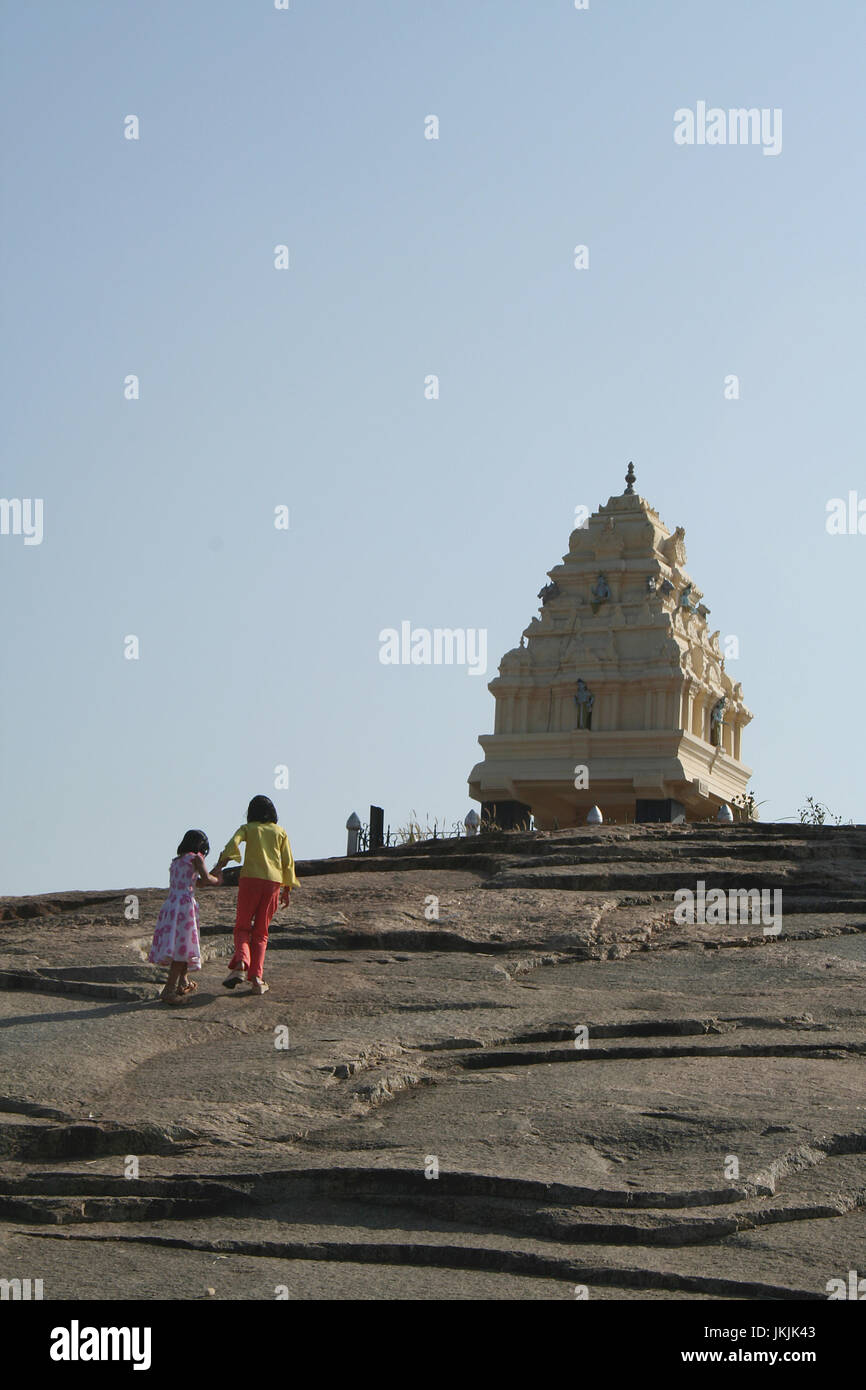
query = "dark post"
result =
(369, 805, 384, 852)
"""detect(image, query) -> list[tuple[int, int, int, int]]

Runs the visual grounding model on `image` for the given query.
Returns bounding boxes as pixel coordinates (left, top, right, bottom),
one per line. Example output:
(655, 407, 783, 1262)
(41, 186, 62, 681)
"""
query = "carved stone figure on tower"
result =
(574, 679, 595, 730)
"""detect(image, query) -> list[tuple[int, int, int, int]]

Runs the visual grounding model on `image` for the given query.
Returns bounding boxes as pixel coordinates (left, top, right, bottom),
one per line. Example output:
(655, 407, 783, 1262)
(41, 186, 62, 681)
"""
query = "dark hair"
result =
(247, 795, 278, 824)
(177, 829, 209, 857)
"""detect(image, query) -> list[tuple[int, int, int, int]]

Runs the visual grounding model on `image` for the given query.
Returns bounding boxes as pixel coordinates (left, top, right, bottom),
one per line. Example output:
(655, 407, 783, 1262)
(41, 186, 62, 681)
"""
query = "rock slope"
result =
(1, 823, 864, 1301)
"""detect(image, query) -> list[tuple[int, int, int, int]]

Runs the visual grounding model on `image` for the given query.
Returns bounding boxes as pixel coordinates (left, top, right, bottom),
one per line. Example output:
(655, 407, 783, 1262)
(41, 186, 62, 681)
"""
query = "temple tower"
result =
(468, 465, 753, 826)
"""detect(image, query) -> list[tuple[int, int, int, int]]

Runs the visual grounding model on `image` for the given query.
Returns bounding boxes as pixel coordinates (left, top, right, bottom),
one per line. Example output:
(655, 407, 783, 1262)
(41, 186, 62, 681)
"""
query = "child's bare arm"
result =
(195, 854, 221, 885)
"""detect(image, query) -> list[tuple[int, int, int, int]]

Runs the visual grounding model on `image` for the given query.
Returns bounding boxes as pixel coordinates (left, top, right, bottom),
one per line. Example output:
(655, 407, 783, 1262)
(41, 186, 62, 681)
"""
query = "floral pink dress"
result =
(148, 853, 202, 969)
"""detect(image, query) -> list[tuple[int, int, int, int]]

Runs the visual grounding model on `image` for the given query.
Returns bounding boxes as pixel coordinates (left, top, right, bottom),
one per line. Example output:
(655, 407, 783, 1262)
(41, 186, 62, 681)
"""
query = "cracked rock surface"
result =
(1, 823, 864, 1300)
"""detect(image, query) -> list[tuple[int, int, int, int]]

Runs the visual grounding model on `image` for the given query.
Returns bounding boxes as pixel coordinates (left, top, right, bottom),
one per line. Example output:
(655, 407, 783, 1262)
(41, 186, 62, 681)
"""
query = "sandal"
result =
(177, 980, 198, 997)
(159, 989, 184, 1005)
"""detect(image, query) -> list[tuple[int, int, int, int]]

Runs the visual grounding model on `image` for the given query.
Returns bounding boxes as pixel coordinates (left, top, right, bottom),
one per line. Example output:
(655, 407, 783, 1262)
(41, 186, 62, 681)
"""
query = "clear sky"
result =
(1, 1, 863, 896)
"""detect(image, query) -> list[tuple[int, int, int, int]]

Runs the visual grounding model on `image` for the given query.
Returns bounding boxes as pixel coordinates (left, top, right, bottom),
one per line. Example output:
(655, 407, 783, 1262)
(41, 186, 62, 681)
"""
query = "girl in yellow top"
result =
(214, 795, 299, 995)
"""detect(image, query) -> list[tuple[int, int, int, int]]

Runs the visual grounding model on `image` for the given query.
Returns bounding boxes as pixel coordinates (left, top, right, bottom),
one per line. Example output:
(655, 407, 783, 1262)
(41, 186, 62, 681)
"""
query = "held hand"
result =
(279, 887, 291, 908)
(212, 869, 223, 885)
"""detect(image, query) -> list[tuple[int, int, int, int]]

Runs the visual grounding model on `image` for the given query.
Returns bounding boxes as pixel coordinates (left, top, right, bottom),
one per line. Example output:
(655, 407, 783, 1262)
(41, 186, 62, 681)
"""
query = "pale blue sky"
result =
(2, 1, 863, 895)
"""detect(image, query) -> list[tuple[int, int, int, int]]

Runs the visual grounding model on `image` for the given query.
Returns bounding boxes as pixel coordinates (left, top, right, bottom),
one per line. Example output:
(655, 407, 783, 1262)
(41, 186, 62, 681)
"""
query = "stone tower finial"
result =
(624, 461, 636, 495)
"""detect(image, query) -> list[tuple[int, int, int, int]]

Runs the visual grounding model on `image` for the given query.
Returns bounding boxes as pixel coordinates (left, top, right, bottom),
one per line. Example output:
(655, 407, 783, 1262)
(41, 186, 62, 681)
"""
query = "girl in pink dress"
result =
(149, 830, 221, 1003)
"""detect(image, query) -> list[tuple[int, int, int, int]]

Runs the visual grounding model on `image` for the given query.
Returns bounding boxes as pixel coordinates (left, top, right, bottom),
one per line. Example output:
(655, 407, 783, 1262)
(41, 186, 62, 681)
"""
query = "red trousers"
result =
(230, 876, 280, 981)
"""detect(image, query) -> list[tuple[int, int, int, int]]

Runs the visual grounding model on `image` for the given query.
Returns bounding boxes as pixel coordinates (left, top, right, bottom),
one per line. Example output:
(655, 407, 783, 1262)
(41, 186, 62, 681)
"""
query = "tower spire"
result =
(624, 460, 636, 495)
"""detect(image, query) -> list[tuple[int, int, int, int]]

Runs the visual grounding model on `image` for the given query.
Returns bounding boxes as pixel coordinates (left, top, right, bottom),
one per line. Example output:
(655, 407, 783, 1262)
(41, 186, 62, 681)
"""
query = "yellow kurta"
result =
(221, 822, 299, 888)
